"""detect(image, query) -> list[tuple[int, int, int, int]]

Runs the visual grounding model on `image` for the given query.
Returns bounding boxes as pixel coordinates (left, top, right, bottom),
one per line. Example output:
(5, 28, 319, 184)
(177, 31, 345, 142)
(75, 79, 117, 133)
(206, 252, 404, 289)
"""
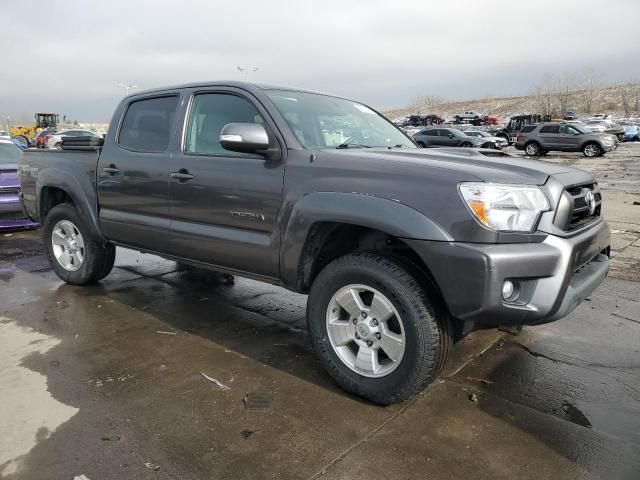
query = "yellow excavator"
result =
(10, 113, 60, 146)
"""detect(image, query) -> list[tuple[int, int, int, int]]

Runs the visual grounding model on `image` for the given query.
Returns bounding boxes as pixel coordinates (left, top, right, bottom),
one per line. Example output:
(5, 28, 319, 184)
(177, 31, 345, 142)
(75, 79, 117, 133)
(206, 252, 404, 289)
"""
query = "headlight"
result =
(459, 182, 550, 232)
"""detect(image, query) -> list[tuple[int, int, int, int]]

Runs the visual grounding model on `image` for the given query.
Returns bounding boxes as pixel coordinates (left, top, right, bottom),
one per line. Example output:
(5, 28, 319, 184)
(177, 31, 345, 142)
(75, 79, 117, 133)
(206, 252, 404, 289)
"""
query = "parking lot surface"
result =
(1, 143, 639, 479)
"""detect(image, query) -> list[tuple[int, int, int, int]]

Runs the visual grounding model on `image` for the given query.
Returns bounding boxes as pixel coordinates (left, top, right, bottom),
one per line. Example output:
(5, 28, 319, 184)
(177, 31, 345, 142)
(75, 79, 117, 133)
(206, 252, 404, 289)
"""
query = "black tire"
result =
(524, 141, 541, 156)
(417, 141, 426, 147)
(460, 142, 473, 148)
(44, 203, 115, 285)
(307, 253, 452, 405)
(582, 142, 601, 158)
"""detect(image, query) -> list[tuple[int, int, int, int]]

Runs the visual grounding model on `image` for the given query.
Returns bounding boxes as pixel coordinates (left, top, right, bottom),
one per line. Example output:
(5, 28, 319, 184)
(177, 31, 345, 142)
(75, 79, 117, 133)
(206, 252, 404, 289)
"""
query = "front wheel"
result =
(44, 203, 115, 285)
(525, 142, 541, 156)
(583, 142, 601, 157)
(461, 142, 473, 148)
(307, 253, 452, 405)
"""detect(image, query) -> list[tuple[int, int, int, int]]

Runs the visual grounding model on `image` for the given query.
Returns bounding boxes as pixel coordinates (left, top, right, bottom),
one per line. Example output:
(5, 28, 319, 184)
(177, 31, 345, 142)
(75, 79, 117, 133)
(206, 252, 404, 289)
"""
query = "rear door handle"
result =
(102, 164, 120, 175)
(170, 169, 194, 182)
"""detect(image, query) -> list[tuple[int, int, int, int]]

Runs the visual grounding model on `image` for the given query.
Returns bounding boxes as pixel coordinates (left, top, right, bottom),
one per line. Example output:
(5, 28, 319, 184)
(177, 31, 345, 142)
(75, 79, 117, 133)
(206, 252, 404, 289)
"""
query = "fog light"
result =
(502, 280, 515, 300)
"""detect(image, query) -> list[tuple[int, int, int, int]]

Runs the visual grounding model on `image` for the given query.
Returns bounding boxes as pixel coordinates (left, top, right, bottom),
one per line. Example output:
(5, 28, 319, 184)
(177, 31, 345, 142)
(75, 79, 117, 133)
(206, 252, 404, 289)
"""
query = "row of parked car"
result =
(399, 111, 499, 128)
(32, 128, 104, 149)
(409, 119, 628, 158)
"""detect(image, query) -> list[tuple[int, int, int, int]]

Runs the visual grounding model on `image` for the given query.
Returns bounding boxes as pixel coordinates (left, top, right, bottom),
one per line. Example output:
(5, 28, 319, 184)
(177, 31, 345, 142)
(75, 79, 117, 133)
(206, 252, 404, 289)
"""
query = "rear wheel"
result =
(417, 141, 426, 147)
(44, 203, 115, 285)
(583, 142, 601, 157)
(525, 142, 541, 156)
(307, 253, 452, 405)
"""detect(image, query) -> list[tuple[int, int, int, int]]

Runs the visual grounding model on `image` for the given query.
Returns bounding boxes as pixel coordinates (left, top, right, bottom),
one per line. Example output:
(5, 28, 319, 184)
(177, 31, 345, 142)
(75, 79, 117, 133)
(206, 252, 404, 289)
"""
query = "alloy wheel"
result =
(51, 220, 85, 271)
(326, 284, 406, 378)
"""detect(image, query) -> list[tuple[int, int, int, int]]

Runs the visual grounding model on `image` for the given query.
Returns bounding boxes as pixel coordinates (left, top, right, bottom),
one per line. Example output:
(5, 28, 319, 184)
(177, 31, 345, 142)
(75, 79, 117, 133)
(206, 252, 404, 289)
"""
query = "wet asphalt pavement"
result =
(1, 144, 640, 480)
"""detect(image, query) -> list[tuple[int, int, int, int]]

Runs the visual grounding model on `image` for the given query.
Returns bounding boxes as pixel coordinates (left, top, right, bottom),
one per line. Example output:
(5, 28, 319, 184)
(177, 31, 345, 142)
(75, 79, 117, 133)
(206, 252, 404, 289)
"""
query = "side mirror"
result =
(448, 133, 454, 139)
(220, 123, 270, 155)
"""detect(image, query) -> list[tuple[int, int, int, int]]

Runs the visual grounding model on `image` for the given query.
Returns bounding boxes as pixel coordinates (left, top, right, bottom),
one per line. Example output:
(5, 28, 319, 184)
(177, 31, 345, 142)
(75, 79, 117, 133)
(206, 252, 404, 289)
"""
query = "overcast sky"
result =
(1, 0, 639, 122)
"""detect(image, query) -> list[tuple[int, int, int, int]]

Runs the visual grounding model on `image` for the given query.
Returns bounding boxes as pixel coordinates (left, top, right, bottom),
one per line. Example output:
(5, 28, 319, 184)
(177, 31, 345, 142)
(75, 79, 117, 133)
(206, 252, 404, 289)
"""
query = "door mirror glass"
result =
(220, 123, 269, 154)
(448, 133, 454, 139)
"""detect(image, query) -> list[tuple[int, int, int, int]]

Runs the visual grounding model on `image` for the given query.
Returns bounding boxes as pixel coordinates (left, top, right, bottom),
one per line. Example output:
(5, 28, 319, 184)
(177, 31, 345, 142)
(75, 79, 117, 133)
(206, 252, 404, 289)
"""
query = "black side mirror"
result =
(448, 133, 454, 139)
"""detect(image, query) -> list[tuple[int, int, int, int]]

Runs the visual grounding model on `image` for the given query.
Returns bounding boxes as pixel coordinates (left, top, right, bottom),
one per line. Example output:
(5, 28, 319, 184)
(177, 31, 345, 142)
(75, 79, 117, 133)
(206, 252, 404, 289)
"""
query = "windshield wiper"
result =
(336, 142, 372, 149)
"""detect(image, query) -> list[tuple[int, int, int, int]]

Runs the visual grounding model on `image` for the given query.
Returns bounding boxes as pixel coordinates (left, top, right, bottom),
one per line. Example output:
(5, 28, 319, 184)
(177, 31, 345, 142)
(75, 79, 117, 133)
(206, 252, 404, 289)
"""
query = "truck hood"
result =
(328, 147, 575, 185)
(0, 164, 19, 188)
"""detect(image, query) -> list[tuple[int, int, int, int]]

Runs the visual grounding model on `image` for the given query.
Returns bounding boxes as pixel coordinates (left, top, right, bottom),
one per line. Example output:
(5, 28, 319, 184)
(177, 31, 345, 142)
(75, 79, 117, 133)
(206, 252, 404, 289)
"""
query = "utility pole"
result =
(236, 66, 258, 81)
(116, 84, 138, 96)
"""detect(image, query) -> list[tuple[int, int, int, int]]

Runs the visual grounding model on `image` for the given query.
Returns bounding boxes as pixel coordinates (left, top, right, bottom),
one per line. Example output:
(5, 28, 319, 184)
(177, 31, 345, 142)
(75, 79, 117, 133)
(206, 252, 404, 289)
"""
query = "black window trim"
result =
(116, 93, 181, 154)
(181, 89, 275, 160)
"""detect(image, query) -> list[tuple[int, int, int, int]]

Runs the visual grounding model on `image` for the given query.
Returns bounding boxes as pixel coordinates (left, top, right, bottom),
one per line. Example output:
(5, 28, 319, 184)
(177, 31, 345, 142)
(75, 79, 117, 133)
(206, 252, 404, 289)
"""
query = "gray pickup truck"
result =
(19, 82, 610, 404)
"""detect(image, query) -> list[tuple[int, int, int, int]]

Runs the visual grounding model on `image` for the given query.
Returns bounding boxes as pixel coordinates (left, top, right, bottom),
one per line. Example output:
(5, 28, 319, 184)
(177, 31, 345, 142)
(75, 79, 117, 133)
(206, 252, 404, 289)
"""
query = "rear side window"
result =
(521, 125, 537, 133)
(540, 125, 560, 134)
(118, 96, 179, 152)
(421, 130, 437, 136)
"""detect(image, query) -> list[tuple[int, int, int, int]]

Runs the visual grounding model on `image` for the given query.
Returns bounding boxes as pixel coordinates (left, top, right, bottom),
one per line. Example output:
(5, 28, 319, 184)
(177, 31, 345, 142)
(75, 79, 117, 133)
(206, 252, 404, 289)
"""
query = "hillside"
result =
(384, 83, 640, 122)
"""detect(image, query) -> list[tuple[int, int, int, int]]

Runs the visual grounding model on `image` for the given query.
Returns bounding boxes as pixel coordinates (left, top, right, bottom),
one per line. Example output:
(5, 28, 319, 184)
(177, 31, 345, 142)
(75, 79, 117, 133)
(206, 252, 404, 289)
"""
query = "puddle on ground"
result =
(0, 317, 79, 476)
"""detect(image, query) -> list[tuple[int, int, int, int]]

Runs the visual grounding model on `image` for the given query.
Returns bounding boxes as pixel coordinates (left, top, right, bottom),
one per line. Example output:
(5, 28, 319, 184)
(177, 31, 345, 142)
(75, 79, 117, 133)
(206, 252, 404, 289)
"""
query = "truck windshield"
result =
(0, 143, 21, 164)
(265, 90, 415, 149)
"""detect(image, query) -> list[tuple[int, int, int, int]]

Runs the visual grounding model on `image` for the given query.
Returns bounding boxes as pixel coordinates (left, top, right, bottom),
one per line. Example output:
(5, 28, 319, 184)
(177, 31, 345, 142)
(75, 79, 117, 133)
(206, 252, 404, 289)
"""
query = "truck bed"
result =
(19, 147, 100, 223)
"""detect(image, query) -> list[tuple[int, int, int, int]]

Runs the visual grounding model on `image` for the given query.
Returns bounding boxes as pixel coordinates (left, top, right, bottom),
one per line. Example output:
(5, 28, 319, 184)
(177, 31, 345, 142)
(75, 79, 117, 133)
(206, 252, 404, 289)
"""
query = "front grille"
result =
(555, 183, 601, 232)
(0, 186, 20, 194)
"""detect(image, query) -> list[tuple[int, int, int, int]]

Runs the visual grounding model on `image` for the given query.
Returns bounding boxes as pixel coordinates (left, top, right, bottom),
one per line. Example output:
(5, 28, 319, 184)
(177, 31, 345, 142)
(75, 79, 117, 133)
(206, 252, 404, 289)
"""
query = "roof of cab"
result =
(122, 81, 339, 101)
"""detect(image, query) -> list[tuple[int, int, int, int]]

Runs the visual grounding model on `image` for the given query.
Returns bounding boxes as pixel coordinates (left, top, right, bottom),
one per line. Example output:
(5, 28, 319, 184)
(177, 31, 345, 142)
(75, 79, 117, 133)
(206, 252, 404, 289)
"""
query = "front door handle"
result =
(170, 169, 194, 182)
(102, 164, 120, 175)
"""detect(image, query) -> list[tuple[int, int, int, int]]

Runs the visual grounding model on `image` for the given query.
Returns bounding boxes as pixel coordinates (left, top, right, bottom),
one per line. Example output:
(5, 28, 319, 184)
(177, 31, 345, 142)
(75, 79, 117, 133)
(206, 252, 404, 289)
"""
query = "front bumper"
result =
(404, 220, 610, 326)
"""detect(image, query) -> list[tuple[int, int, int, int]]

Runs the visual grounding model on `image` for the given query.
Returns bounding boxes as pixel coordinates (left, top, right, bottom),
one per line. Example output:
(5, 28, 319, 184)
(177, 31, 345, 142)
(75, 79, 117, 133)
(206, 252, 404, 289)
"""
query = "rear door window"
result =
(118, 96, 179, 152)
(540, 125, 560, 134)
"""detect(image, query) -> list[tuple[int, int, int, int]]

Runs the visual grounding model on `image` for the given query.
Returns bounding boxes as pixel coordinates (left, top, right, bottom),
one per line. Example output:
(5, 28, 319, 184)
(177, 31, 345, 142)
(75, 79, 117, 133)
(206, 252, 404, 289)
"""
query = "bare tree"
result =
(408, 94, 447, 113)
(531, 75, 556, 116)
(617, 82, 633, 117)
(577, 68, 602, 114)
(555, 73, 575, 116)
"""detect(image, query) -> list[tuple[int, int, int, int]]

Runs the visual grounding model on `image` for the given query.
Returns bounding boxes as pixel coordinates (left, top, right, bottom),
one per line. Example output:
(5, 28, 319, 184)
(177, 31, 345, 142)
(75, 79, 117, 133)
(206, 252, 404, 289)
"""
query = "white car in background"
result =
(0, 130, 10, 140)
(584, 120, 609, 133)
(463, 130, 508, 149)
(45, 129, 103, 149)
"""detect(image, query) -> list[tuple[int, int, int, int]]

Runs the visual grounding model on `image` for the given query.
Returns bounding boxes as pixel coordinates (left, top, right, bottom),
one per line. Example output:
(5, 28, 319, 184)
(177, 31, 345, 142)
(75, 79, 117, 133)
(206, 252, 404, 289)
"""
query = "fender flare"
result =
(36, 167, 106, 241)
(279, 192, 452, 290)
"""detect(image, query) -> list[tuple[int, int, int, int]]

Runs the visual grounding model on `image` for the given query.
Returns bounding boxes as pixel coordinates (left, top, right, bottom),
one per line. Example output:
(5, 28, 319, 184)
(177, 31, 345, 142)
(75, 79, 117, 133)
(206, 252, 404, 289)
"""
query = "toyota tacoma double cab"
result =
(19, 82, 611, 404)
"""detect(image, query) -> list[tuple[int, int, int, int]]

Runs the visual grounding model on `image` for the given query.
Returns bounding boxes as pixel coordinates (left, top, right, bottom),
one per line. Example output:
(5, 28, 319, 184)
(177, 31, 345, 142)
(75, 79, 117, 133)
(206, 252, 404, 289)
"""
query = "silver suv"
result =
(515, 122, 617, 157)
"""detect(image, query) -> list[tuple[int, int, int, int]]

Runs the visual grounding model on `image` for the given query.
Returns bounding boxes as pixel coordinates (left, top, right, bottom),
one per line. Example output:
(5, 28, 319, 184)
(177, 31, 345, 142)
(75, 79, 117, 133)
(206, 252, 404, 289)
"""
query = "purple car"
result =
(0, 139, 38, 230)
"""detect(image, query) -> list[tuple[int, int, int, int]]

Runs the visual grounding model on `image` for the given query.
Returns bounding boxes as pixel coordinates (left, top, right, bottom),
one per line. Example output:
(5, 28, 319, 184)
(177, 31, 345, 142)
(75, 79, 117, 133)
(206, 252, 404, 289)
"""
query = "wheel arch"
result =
(37, 169, 105, 241)
(280, 192, 452, 293)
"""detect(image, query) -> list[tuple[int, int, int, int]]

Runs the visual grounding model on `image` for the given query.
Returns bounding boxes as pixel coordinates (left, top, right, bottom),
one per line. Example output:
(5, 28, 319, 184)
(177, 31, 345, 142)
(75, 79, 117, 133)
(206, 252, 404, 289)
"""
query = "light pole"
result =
(236, 66, 258, 81)
(116, 84, 138, 96)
